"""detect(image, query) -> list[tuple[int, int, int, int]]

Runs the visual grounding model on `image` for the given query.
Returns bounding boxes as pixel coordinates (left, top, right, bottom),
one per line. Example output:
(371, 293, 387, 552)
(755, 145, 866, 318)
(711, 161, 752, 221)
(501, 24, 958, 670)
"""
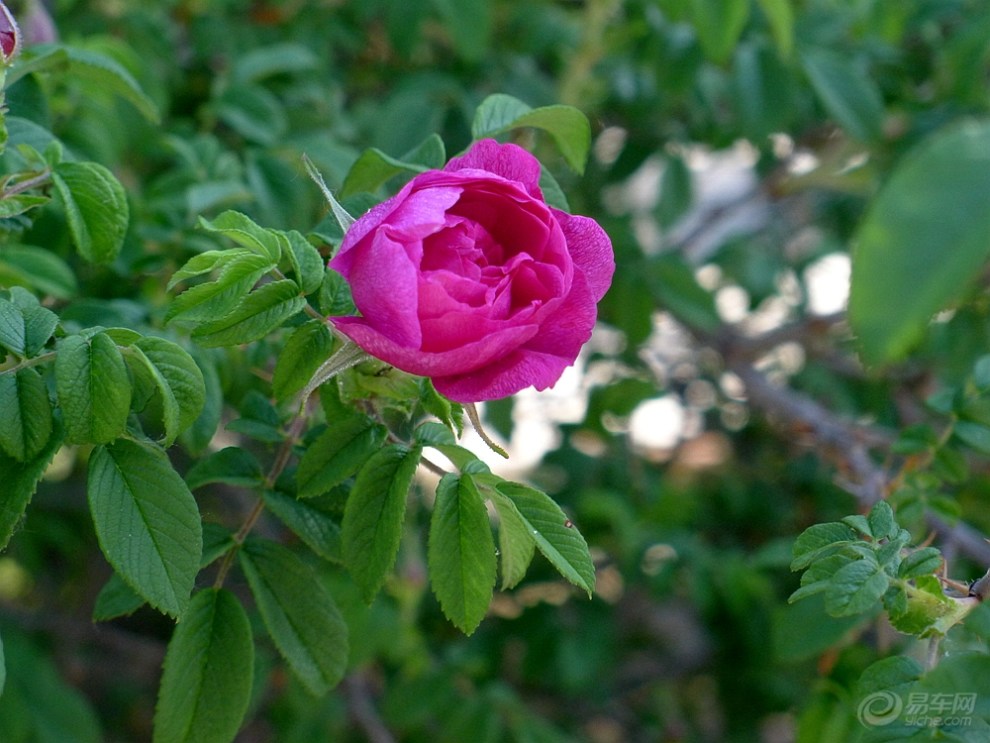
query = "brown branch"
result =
(342, 671, 396, 743)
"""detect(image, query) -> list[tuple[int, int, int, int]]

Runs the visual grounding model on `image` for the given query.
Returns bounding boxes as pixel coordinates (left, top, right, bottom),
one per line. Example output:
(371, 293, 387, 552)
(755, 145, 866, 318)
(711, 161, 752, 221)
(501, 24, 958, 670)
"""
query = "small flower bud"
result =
(0, 1, 21, 63)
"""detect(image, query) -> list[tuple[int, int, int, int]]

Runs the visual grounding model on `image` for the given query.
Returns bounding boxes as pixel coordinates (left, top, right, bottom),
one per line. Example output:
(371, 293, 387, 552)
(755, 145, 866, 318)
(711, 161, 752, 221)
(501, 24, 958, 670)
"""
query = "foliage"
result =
(4, 0, 990, 741)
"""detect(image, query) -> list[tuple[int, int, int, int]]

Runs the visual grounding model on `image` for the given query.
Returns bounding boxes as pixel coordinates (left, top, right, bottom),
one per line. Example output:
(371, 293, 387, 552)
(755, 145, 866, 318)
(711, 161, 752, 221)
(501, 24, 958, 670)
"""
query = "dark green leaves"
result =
(471, 94, 591, 174)
(688, 0, 750, 64)
(190, 279, 305, 347)
(342, 444, 422, 601)
(153, 589, 254, 743)
(0, 368, 52, 462)
(0, 289, 58, 358)
(494, 482, 595, 596)
(87, 439, 202, 617)
(800, 48, 884, 143)
(126, 336, 206, 446)
(56, 333, 130, 445)
(428, 474, 497, 635)
(51, 161, 129, 264)
(295, 415, 388, 498)
(850, 120, 990, 364)
(272, 321, 335, 403)
(239, 539, 348, 696)
(0, 423, 62, 551)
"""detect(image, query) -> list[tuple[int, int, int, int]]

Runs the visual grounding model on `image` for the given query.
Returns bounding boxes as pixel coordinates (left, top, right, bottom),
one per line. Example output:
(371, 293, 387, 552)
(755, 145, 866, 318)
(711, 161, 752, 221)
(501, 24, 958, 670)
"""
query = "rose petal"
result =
(445, 139, 544, 199)
(432, 348, 572, 402)
(331, 316, 538, 377)
(344, 229, 422, 347)
(520, 269, 596, 359)
(552, 209, 614, 302)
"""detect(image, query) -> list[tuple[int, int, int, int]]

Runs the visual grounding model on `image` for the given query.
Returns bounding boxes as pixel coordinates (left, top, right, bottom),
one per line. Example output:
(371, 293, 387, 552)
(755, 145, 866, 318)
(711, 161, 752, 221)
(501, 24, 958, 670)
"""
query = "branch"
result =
(342, 671, 395, 743)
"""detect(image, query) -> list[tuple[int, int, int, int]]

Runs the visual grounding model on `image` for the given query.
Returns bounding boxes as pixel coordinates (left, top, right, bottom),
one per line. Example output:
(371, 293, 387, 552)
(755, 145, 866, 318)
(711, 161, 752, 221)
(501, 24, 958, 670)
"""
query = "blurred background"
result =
(4, 0, 990, 741)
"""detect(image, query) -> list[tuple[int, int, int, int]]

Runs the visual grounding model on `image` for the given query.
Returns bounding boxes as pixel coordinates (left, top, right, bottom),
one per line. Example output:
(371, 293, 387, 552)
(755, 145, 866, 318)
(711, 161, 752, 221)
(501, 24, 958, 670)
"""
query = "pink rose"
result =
(328, 139, 614, 403)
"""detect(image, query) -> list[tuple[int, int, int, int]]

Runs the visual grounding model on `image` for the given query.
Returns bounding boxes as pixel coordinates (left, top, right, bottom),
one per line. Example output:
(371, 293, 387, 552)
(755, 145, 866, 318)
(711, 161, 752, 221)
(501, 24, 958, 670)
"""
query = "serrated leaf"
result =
(318, 267, 356, 317)
(342, 445, 422, 601)
(166, 252, 273, 324)
(55, 333, 131, 445)
(272, 321, 335, 403)
(296, 416, 388, 498)
(790, 522, 859, 570)
(824, 558, 889, 617)
(898, 547, 943, 580)
(0, 422, 62, 551)
(867, 500, 897, 541)
(19, 303, 58, 358)
(341, 146, 428, 198)
(197, 210, 282, 262)
(127, 337, 206, 446)
(64, 46, 160, 123)
(494, 481, 595, 595)
(850, 121, 990, 364)
(191, 280, 305, 347)
(0, 368, 52, 462)
(262, 490, 341, 562)
(167, 248, 257, 291)
(0, 298, 24, 355)
(52, 161, 129, 264)
(153, 589, 253, 743)
(490, 493, 536, 590)
(239, 539, 348, 696)
(284, 230, 324, 295)
(471, 94, 591, 173)
(93, 571, 145, 621)
(87, 439, 202, 618)
(184, 447, 263, 491)
(428, 474, 497, 634)
(0, 244, 77, 299)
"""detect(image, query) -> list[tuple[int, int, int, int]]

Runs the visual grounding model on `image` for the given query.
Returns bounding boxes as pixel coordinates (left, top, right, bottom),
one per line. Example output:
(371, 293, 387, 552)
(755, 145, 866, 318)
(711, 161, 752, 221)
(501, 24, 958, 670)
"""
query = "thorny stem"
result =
(213, 403, 313, 588)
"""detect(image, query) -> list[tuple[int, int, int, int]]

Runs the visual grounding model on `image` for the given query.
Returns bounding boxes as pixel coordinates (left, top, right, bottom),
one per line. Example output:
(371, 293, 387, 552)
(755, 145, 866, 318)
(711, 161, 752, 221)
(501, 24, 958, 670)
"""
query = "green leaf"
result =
(318, 267, 356, 317)
(214, 84, 287, 146)
(0, 367, 53, 462)
(850, 120, 990, 364)
(272, 321, 335, 403)
(0, 244, 77, 299)
(800, 47, 883, 142)
(126, 337, 206, 446)
(167, 248, 255, 291)
(230, 42, 319, 84)
(184, 447, 263, 490)
(867, 500, 897, 541)
(51, 161, 129, 264)
(790, 522, 858, 570)
(0, 422, 62, 551)
(954, 420, 990, 454)
(153, 589, 254, 743)
(63, 46, 160, 123)
(296, 416, 388, 498)
(342, 444, 423, 602)
(471, 94, 592, 174)
(490, 492, 536, 590)
(197, 210, 282, 263)
(341, 146, 429, 198)
(0, 298, 25, 356)
(93, 571, 146, 621)
(87, 439, 202, 618)
(756, 0, 794, 57)
(494, 481, 595, 595)
(432, 0, 491, 61)
(239, 539, 348, 696)
(283, 230, 325, 296)
(824, 558, 890, 617)
(191, 280, 306, 347)
(898, 548, 943, 580)
(262, 490, 342, 562)
(0, 194, 49, 219)
(428, 474, 497, 634)
(166, 252, 274, 324)
(0, 288, 58, 358)
(55, 333, 131, 445)
(688, 0, 750, 64)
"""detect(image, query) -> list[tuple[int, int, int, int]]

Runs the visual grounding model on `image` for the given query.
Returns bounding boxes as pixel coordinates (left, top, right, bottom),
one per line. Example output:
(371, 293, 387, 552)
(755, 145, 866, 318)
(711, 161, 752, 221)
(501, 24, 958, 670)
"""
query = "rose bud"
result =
(328, 138, 614, 403)
(0, 1, 19, 63)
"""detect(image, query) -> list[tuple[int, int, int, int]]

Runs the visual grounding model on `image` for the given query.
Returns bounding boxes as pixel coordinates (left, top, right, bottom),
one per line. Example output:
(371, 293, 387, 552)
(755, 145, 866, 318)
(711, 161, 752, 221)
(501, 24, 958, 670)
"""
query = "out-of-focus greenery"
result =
(4, 0, 990, 741)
